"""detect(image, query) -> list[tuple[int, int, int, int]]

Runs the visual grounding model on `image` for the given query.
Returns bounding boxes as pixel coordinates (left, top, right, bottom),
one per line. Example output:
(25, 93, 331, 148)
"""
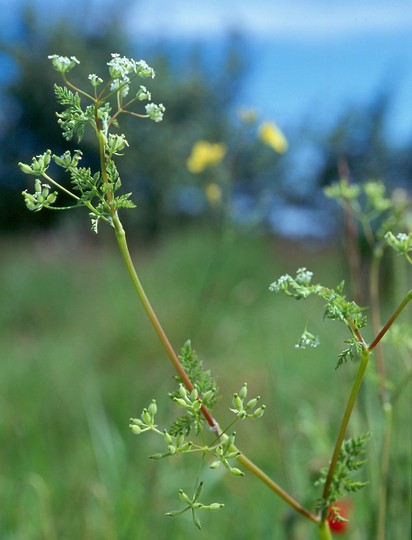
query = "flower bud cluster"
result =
(106, 134, 129, 157)
(48, 54, 80, 73)
(108, 54, 156, 98)
(210, 432, 243, 477)
(129, 400, 158, 435)
(172, 384, 204, 414)
(53, 149, 83, 170)
(136, 85, 151, 101)
(385, 231, 412, 258)
(295, 329, 320, 349)
(22, 179, 58, 212)
(88, 74, 103, 87)
(230, 383, 266, 420)
(166, 482, 224, 529)
(160, 430, 192, 457)
(145, 102, 166, 123)
(324, 178, 360, 201)
(19, 150, 52, 176)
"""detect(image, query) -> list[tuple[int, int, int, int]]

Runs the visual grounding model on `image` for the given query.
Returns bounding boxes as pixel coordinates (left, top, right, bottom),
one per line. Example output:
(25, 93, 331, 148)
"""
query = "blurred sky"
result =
(128, 0, 412, 39)
(2, 0, 412, 143)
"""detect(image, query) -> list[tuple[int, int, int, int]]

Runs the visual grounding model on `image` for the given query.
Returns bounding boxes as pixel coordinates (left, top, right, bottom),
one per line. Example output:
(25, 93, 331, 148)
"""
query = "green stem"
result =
(235, 453, 318, 524)
(321, 348, 370, 517)
(369, 246, 388, 403)
(376, 403, 392, 540)
(369, 290, 412, 352)
(62, 73, 95, 102)
(318, 519, 333, 540)
(42, 172, 79, 201)
(113, 216, 217, 430)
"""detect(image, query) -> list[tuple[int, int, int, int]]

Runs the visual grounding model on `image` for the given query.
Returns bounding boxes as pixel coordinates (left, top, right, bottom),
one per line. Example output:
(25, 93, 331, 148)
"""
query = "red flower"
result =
(327, 500, 352, 534)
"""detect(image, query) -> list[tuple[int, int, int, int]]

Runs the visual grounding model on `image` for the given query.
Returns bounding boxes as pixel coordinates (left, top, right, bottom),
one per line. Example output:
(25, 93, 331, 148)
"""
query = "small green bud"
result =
(130, 424, 142, 435)
(23, 194, 37, 211)
(189, 388, 198, 401)
(194, 481, 204, 500)
(148, 400, 157, 417)
(149, 453, 167, 460)
(19, 162, 34, 174)
(180, 442, 193, 452)
(239, 383, 248, 400)
(201, 389, 215, 402)
(245, 397, 259, 410)
(232, 393, 243, 410)
(178, 489, 191, 504)
(226, 451, 241, 460)
(192, 400, 202, 412)
(43, 151, 51, 168)
(46, 192, 58, 204)
(173, 398, 188, 408)
(88, 73, 103, 87)
(193, 512, 202, 530)
(41, 185, 49, 198)
(209, 460, 221, 469)
(209, 503, 224, 510)
(229, 467, 244, 477)
(142, 408, 152, 425)
(178, 384, 187, 399)
(176, 434, 185, 447)
(168, 445, 177, 455)
(136, 85, 151, 101)
(226, 432, 236, 449)
(163, 430, 173, 444)
(252, 405, 266, 418)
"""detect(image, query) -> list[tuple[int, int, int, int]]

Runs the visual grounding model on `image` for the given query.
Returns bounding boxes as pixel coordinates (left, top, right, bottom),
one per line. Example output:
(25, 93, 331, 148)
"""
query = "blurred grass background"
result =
(0, 227, 410, 539)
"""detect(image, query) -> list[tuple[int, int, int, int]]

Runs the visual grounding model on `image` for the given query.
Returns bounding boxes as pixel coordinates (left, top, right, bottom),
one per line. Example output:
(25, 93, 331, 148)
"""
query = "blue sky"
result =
(2, 0, 412, 142)
(125, 0, 412, 143)
(126, 0, 412, 40)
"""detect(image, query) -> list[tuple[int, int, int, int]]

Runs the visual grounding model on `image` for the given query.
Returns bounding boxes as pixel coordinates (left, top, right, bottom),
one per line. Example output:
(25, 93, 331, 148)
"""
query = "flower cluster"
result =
(48, 54, 80, 73)
(295, 329, 320, 349)
(385, 231, 412, 263)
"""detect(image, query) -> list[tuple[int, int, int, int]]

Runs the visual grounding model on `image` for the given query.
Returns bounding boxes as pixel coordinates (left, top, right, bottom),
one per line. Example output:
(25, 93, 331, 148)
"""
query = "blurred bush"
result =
(1, 3, 411, 240)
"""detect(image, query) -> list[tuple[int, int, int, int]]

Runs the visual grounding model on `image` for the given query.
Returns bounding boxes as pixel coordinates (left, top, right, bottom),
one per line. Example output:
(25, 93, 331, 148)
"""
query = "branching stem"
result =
(369, 290, 412, 352)
(112, 212, 318, 524)
(321, 348, 370, 519)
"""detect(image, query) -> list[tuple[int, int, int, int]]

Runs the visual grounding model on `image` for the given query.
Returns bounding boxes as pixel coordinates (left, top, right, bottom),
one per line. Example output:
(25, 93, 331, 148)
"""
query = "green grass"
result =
(0, 227, 410, 539)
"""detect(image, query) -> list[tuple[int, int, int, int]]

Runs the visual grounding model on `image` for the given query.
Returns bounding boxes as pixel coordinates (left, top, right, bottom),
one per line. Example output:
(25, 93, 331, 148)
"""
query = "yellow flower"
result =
(186, 141, 227, 173)
(259, 122, 288, 153)
(205, 182, 222, 205)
